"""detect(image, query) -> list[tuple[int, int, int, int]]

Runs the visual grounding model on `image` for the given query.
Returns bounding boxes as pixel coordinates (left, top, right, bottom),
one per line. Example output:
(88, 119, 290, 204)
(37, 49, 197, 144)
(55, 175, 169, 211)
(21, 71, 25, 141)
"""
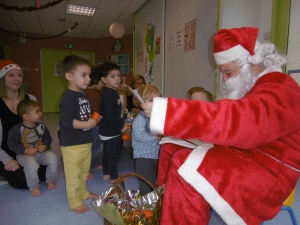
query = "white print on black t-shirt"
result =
(78, 97, 91, 131)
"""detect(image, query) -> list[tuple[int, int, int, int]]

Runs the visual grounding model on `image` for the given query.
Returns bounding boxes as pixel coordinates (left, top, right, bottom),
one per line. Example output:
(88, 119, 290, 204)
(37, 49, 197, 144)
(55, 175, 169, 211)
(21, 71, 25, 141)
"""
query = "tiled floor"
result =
(0, 113, 299, 225)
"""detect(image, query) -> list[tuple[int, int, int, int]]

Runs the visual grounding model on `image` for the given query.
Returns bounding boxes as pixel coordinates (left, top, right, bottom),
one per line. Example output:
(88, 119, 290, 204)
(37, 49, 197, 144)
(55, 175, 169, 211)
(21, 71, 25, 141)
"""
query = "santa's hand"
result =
(141, 102, 153, 118)
(5, 159, 20, 171)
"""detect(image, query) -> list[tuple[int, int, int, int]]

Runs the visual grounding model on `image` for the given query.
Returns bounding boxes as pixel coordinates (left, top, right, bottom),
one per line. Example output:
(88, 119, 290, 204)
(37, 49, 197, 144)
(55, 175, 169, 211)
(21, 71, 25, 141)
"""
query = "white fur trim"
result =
(159, 137, 197, 149)
(149, 97, 167, 134)
(0, 64, 22, 79)
(214, 44, 249, 65)
(178, 146, 247, 225)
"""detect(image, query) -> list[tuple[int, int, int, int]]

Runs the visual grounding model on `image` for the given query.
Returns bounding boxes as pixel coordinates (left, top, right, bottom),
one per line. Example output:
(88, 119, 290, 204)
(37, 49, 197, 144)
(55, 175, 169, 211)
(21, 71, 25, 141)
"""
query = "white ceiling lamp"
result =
(66, 4, 95, 16)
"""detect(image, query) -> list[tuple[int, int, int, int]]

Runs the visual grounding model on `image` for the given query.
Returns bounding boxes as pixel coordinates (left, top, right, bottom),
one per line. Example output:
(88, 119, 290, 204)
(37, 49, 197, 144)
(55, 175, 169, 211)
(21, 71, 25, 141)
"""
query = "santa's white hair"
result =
(217, 42, 287, 100)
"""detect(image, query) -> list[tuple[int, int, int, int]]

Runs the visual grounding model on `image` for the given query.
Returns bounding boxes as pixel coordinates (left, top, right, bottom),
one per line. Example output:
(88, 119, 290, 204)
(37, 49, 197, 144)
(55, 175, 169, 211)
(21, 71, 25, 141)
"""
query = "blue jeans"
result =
(91, 126, 102, 169)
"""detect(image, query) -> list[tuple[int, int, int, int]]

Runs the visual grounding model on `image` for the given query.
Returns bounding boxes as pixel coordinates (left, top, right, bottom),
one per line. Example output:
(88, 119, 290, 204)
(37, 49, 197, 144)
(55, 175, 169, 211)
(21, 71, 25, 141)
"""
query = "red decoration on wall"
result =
(36, 0, 41, 9)
(0, 0, 64, 12)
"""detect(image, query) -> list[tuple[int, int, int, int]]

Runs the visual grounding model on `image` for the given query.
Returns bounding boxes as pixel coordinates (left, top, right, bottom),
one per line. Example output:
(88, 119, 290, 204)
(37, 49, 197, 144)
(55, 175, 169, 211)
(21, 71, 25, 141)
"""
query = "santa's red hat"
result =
(213, 27, 259, 65)
(0, 60, 22, 79)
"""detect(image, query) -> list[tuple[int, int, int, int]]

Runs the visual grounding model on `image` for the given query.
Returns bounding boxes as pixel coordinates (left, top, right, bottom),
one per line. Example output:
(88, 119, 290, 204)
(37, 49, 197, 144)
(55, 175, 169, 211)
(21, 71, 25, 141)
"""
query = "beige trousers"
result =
(61, 143, 92, 209)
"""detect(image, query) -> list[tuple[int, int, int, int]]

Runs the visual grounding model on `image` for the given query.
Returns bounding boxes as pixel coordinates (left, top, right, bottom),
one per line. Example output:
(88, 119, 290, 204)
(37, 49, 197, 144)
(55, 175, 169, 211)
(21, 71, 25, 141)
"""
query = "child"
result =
(98, 62, 130, 184)
(7, 99, 58, 197)
(131, 85, 162, 195)
(187, 86, 213, 102)
(85, 64, 105, 178)
(59, 55, 100, 214)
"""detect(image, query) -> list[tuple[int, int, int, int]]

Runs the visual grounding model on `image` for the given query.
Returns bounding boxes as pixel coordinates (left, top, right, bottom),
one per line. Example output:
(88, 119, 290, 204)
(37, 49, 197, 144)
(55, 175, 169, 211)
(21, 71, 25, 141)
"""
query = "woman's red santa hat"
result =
(213, 27, 259, 65)
(0, 60, 23, 79)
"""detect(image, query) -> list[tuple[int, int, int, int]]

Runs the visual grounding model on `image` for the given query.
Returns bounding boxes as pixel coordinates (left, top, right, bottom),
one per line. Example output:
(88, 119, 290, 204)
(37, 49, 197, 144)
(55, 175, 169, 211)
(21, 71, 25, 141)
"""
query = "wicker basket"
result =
(104, 173, 162, 225)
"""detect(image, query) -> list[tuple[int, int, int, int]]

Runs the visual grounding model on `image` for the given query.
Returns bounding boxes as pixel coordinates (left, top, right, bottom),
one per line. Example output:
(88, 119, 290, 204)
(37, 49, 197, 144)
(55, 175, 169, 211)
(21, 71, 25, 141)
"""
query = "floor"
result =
(0, 113, 299, 225)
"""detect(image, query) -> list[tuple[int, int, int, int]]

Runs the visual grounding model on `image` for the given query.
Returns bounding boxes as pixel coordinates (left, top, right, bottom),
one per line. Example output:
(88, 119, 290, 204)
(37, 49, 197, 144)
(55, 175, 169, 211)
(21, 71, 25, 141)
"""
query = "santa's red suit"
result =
(150, 72, 300, 225)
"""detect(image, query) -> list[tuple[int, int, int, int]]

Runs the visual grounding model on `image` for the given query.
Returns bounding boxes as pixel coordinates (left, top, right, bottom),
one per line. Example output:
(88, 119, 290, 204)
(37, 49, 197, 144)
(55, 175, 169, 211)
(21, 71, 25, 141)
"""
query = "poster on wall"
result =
(107, 54, 130, 74)
(54, 63, 63, 76)
(144, 13, 155, 84)
(176, 28, 183, 48)
(184, 19, 196, 52)
(168, 32, 175, 50)
(137, 51, 144, 63)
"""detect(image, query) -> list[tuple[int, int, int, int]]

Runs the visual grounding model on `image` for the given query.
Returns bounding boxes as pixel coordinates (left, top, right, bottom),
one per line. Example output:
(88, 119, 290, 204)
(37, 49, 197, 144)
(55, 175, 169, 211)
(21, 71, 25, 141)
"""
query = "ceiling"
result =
(0, 0, 147, 39)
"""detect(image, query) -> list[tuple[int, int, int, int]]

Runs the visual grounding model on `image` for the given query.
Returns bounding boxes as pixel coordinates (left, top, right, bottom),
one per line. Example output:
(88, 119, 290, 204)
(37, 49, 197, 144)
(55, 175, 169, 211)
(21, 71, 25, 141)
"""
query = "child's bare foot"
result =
(47, 182, 56, 190)
(87, 192, 99, 199)
(88, 172, 94, 179)
(103, 174, 110, 180)
(97, 165, 103, 170)
(31, 188, 41, 197)
(73, 204, 90, 214)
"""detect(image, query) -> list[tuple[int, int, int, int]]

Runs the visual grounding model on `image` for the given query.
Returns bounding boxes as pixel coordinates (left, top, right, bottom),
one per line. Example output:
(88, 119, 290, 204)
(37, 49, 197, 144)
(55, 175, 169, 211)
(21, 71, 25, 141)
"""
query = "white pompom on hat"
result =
(213, 27, 259, 65)
(0, 60, 23, 79)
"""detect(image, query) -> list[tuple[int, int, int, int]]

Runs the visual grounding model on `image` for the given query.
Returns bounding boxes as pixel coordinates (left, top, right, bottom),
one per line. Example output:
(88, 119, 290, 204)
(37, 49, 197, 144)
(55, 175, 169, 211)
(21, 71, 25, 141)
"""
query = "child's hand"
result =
(117, 84, 127, 91)
(131, 108, 141, 114)
(126, 113, 134, 120)
(157, 134, 164, 140)
(124, 108, 129, 113)
(121, 124, 130, 133)
(4, 159, 20, 171)
(25, 147, 37, 155)
(87, 118, 98, 129)
(37, 145, 47, 152)
(120, 84, 127, 89)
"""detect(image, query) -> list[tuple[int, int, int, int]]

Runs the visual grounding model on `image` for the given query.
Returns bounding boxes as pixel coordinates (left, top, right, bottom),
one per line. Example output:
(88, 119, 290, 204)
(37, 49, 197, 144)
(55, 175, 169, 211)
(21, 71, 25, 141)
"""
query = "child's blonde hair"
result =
(187, 86, 213, 102)
(133, 85, 161, 108)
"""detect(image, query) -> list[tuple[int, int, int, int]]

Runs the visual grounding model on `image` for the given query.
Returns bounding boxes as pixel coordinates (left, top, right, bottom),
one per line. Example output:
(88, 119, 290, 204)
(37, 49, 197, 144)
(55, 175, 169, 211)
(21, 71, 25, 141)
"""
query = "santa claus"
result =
(142, 27, 300, 225)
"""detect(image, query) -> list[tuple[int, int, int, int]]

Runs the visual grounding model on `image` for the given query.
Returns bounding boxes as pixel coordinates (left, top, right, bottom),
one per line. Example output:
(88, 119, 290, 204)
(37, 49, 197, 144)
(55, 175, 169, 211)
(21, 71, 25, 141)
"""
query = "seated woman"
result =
(0, 60, 46, 189)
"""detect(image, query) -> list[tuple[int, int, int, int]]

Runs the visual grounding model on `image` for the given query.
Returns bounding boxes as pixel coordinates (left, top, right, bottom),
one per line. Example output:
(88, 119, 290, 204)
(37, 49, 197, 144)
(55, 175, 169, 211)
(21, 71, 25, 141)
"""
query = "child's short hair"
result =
(17, 99, 39, 119)
(133, 85, 161, 108)
(187, 86, 213, 102)
(89, 64, 105, 86)
(62, 55, 91, 75)
(98, 61, 120, 77)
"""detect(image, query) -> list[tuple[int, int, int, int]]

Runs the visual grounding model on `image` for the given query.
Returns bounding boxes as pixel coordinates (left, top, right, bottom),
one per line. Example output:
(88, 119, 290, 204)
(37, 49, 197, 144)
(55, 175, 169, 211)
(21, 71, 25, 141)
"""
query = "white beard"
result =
(217, 64, 256, 100)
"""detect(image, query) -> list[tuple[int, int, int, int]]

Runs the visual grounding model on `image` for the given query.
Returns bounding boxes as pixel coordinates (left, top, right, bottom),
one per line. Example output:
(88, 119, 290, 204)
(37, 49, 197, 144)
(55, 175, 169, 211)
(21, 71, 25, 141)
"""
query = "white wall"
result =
(164, 0, 218, 98)
(287, 0, 300, 84)
(220, 0, 272, 43)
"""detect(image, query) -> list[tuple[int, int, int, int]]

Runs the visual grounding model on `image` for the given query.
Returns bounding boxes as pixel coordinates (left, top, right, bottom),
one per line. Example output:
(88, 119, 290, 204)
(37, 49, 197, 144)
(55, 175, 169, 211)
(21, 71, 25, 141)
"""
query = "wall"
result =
(287, 0, 300, 84)
(0, 30, 133, 106)
(164, 0, 218, 98)
(134, 0, 164, 93)
(220, 0, 272, 43)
